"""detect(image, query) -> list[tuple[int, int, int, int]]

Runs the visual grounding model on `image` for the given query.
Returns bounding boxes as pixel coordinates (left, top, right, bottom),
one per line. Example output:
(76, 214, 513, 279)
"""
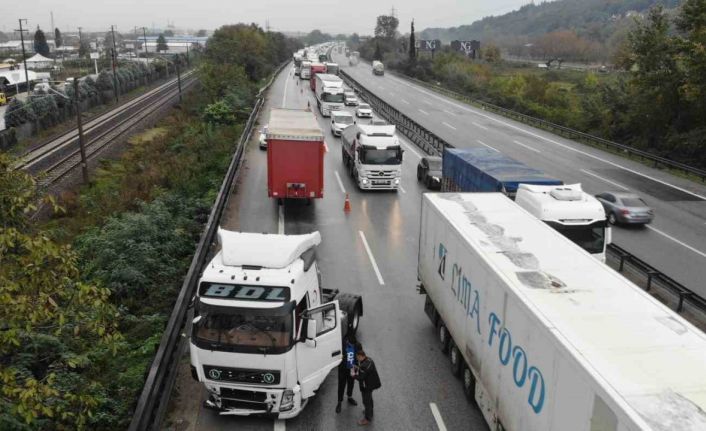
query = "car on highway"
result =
(595, 191, 654, 225)
(344, 90, 358, 106)
(330, 110, 354, 137)
(356, 103, 372, 118)
(417, 156, 442, 189)
(258, 125, 268, 150)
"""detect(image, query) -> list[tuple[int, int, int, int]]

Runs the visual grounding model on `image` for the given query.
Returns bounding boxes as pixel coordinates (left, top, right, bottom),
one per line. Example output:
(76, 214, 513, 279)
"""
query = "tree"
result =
(675, 0, 706, 125)
(375, 15, 399, 39)
(78, 39, 90, 58)
(54, 28, 63, 48)
(0, 30, 9, 43)
(409, 20, 416, 63)
(0, 152, 121, 428)
(196, 29, 208, 37)
(156, 34, 168, 52)
(103, 31, 123, 51)
(483, 44, 502, 63)
(3, 98, 31, 128)
(33, 27, 50, 57)
(374, 41, 382, 61)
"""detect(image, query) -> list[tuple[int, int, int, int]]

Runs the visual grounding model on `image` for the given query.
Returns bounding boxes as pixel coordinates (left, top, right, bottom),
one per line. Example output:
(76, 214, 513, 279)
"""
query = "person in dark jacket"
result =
(354, 350, 381, 426)
(336, 333, 361, 413)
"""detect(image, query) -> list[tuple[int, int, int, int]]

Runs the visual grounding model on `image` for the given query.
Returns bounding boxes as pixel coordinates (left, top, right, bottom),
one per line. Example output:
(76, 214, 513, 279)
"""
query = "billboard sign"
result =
(451, 40, 481, 58)
(416, 39, 442, 51)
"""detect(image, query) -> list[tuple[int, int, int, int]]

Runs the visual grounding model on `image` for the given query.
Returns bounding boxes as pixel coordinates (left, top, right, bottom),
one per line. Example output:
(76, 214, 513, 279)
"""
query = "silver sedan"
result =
(595, 192, 654, 225)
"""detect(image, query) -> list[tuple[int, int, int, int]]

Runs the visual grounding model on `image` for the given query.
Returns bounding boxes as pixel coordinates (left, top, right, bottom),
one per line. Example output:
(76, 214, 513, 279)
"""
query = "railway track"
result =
(15, 71, 197, 186)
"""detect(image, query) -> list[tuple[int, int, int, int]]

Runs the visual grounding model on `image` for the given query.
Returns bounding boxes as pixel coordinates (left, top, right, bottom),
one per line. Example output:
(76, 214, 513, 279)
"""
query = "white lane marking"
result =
(401, 99, 410, 105)
(278, 205, 284, 234)
(472, 122, 488, 131)
(398, 185, 406, 193)
(389, 75, 706, 200)
(401, 141, 423, 159)
(442, 122, 457, 130)
(443, 109, 455, 115)
(418, 109, 430, 115)
(477, 140, 498, 151)
(282, 74, 289, 108)
(429, 403, 448, 431)
(646, 226, 706, 260)
(359, 231, 385, 285)
(513, 140, 541, 153)
(274, 419, 286, 431)
(334, 170, 346, 193)
(580, 169, 629, 190)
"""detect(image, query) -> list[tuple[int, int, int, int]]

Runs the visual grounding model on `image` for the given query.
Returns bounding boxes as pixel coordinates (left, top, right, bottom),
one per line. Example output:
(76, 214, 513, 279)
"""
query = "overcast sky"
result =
(2, 0, 532, 36)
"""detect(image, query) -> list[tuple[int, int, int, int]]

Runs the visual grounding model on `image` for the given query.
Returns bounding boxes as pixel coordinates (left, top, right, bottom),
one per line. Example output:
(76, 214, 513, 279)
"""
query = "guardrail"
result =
(339, 67, 706, 320)
(383, 69, 706, 182)
(128, 61, 288, 431)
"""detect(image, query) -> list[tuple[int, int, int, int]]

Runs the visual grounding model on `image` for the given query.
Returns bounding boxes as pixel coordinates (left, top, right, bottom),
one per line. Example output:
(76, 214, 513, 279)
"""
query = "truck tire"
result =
(438, 324, 450, 354)
(348, 304, 361, 335)
(462, 365, 477, 404)
(342, 148, 348, 167)
(449, 343, 462, 377)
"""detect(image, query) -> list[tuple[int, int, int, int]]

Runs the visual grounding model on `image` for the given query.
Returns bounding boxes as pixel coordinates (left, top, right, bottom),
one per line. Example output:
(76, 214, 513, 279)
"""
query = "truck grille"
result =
(221, 398, 269, 411)
(204, 365, 280, 385)
(366, 170, 397, 179)
(221, 387, 268, 402)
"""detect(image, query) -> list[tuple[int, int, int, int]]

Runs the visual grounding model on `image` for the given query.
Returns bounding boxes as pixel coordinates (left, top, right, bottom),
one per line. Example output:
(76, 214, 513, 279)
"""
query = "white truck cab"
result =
(515, 183, 610, 261)
(330, 111, 354, 137)
(190, 230, 362, 419)
(341, 124, 403, 190)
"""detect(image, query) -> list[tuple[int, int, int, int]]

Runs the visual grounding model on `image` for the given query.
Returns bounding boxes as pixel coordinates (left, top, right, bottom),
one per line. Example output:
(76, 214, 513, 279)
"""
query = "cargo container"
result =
(308, 63, 327, 91)
(418, 192, 706, 431)
(442, 148, 562, 199)
(267, 109, 324, 201)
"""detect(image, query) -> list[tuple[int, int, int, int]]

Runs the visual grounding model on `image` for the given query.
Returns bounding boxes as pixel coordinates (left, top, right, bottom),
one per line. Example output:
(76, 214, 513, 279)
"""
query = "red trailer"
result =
(267, 109, 325, 201)
(309, 63, 327, 91)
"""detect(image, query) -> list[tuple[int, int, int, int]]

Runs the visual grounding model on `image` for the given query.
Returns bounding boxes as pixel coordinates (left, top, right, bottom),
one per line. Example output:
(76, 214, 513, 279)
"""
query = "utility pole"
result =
(176, 55, 182, 102)
(185, 43, 190, 65)
(16, 19, 30, 95)
(110, 25, 119, 103)
(73, 79, 89, 184)
(142, 27, 151, 82)
(78, 26, 83, 75)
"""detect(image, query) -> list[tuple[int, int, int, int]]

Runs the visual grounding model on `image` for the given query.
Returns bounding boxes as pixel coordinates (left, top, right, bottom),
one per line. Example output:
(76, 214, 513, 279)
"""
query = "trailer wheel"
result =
(449, 343, 462, 377)
(348, 304, 361, 335)
(438, 324, 450, 354)
(462, 365, 476, 404)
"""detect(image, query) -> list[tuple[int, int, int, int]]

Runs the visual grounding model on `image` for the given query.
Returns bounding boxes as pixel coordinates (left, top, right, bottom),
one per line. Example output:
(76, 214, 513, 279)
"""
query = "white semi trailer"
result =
(418, 193, 706, 431)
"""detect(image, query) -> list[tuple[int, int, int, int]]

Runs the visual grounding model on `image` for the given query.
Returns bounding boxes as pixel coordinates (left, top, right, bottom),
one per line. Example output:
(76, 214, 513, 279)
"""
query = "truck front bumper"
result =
(358, 177, 400, 190)
(202, 384, 305, 420)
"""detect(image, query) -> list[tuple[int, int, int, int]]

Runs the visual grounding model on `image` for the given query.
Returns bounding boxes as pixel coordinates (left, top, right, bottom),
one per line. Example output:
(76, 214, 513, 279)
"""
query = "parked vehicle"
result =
(372, 61, 384, 76)
(330, 111, 354, 137)
(516, 184, 610, 261)
(344, 91, 358, 106)
(324, 62, 339, 76)
(442, 147, 562, 199)
(418, 192, 706, 431)
(595, 192, 654, 225)
(0, 92, 7, 106)
(266, 109, 325, 202)
(259, 125, 268, 150)
(341, 123, 402, 190)
(417, 156, 442, 190)
(356, 103, 372, 118)
(190, 229, 363, 419)
(314, 74, 345, 117)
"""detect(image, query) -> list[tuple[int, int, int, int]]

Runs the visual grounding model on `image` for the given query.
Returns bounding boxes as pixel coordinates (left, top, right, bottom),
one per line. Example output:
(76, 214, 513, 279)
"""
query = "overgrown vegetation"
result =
(0, 23, 299, 429)
(352, 1, 706, 169)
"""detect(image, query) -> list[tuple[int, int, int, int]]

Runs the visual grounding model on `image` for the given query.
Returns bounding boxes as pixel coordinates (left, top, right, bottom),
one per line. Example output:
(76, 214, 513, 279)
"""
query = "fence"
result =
(128, 61, 288, 431)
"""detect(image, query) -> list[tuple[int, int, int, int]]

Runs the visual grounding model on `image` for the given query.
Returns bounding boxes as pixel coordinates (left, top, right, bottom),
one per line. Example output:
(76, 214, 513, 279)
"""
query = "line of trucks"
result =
(189, 43, 706, 429)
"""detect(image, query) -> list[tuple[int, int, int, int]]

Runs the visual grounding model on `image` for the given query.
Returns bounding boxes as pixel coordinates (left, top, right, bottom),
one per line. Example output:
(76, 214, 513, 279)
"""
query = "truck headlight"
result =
(394, 178, 400, 185)
(361, 178, 369, 185)
(280, 389, 295, 411)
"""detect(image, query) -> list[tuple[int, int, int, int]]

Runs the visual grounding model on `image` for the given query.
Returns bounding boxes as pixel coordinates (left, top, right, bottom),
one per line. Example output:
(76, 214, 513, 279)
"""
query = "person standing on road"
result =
(336, 333, 361, 413)
(354, 350, 381, 426)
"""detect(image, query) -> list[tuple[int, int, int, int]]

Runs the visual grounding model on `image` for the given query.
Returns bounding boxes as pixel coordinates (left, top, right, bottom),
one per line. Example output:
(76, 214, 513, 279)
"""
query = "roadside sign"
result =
(416, 40, 442, 51)
(90, 52, 100, 59)
(451, 40, 481, 58)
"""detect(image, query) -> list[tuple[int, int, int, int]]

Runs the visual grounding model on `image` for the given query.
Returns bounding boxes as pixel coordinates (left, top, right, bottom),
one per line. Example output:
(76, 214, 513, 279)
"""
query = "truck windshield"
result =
(323, 93, 345, 103)
(193, 303, 294, 354)
(553, 224, 605, 255)
(361, 147, 402, 165)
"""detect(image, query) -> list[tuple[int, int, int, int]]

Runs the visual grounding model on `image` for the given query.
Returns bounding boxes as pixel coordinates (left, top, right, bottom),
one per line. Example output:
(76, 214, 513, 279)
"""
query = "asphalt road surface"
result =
(333, 52, 706, 297)
(173, 65, 488, 431)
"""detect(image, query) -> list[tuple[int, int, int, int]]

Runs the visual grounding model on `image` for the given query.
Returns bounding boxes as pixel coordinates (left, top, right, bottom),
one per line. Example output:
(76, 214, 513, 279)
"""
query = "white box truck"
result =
(314, 73, 345, 117)
(515, 183, 610, 262)
(190, 229, 363, 419)
(418, 193, 706, 431)
(341, 123, 403, 190)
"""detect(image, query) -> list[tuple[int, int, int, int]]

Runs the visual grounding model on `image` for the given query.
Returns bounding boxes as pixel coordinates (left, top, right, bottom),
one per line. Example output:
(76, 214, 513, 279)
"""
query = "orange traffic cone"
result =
(343, 193, 351, 213)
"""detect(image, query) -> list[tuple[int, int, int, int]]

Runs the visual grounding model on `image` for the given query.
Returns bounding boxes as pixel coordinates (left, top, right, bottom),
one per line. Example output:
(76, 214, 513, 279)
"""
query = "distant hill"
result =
(421, 0, 682, 57)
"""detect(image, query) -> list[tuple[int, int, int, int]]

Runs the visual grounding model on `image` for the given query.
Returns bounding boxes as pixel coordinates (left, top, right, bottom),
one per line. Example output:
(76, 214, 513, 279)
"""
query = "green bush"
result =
(4, 98, 32, 127)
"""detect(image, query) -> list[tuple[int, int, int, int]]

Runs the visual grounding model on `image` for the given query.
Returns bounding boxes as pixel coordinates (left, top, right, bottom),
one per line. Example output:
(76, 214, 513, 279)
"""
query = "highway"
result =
(167, 64, 488, 430)
(332, 52, 706, 297)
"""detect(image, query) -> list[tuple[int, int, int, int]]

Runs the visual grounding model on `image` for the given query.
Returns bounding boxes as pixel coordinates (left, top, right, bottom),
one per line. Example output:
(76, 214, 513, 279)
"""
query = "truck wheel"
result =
(348, 305, 361, 335)
(342, 148, 347, 166)
(450, 343, 462, 377)
(462, 366, 477, 404)
(438, 324, 450, 354)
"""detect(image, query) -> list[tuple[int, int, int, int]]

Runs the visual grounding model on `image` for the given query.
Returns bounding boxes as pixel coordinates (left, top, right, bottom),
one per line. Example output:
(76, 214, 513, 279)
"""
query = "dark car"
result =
(417, 156, 442, 190)
(595, 192, 654, 225)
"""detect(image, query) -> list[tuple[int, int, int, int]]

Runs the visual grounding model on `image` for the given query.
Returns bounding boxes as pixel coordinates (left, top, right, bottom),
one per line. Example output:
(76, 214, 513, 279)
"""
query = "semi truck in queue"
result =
(308, 63, 327, 90)
(417, 192, 706, 431)
(190, 229, 363, 419)
(314, 73, 345, 117)
(266, 109, 324, 202)
(341, 123, 403, 190)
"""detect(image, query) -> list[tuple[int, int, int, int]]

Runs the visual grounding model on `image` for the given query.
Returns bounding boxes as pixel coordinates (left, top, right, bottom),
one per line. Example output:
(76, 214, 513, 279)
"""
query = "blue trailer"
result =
(442, 147, 562, 199)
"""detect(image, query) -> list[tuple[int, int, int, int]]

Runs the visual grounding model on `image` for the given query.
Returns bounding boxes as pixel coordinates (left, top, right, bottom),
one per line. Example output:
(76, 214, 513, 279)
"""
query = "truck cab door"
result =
(295, 301, 343, 399)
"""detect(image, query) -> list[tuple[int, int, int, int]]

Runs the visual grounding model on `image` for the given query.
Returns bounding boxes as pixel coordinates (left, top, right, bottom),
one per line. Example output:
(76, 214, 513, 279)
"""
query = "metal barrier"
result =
(128, 61, 289, 431)
(339, 67, 706, 319)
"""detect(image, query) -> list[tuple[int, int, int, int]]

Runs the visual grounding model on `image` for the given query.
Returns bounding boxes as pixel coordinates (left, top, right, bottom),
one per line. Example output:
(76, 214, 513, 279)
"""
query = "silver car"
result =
(595, 192, 654, 225)
(344, 91, 358, 106)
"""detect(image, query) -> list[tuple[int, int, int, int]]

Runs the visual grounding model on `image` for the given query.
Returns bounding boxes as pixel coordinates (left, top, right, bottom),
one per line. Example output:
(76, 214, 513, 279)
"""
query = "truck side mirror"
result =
(305, 319, 317, 348)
